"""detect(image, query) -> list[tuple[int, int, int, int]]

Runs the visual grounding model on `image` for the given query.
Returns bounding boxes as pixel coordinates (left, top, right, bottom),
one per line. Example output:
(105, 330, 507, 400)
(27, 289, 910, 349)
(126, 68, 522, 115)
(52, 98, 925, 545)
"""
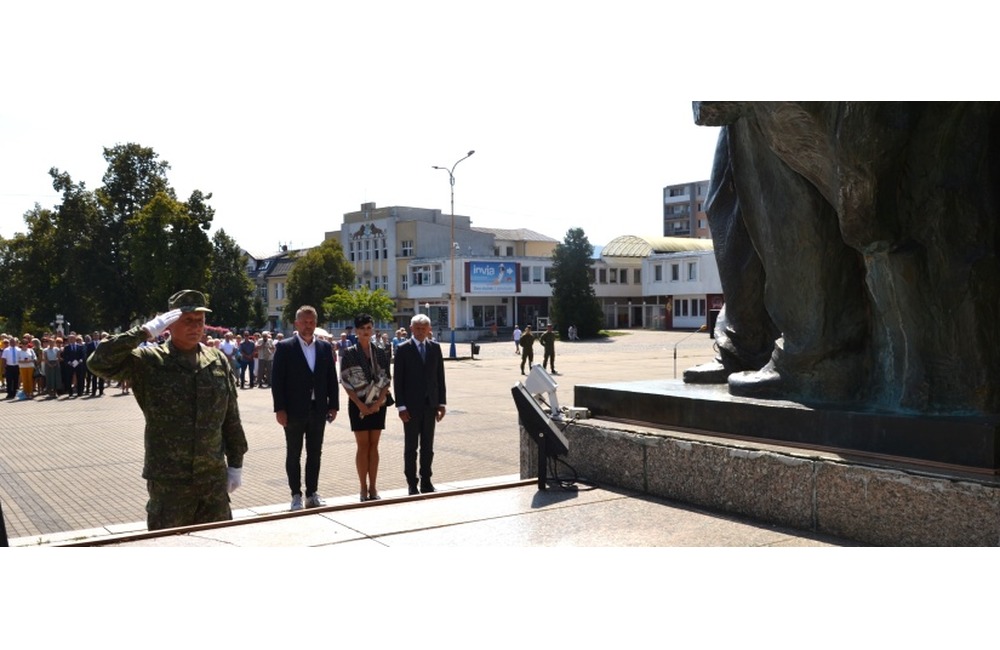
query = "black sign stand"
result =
(1, 499, 9, 547)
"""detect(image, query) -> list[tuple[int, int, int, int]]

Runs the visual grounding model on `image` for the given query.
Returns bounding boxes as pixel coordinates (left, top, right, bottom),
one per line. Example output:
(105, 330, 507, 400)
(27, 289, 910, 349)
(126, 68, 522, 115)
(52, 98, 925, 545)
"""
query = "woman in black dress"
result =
(340, 314, 392, 502)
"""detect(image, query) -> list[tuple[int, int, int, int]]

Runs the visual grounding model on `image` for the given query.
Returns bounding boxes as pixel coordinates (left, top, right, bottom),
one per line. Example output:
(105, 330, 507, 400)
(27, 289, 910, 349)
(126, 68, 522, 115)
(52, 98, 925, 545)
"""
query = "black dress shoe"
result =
(408, 486, 420, 495)
(420, 483, 436, 494)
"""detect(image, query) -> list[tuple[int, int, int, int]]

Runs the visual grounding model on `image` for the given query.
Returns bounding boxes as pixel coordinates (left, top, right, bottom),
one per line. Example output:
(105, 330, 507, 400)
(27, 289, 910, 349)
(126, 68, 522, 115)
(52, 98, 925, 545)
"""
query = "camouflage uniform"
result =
(538, 328, 557, 373)
(88, 326, 248, 530)
(519, 330, 535, 374)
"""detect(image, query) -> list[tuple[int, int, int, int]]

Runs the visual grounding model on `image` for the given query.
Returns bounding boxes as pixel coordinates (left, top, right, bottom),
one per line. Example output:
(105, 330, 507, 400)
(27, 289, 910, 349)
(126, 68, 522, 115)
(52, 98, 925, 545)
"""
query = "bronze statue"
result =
(685, 102, 1000, 415)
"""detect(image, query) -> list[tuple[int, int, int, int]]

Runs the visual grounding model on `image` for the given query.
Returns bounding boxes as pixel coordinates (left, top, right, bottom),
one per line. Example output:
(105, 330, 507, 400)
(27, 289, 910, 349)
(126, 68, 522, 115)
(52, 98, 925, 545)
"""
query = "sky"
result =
(1, 3, 994, 622)
(1, 3, 991, 256)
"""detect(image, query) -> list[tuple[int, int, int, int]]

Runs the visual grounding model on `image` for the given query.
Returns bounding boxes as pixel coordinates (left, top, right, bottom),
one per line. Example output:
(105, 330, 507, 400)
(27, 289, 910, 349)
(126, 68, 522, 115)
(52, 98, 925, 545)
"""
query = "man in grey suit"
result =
(271, 305, 339, 510)
(394, 313, 447, 495)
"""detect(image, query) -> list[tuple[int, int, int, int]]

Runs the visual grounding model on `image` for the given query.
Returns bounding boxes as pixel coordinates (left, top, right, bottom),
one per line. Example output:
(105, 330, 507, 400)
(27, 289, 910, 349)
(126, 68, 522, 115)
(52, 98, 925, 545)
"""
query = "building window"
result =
(544, 267, 554, 283)
(588, 268, 597, 282)
(434, 265, 443, 285)
(633, 269, 641, 284)
(671, 264, 680, 282)
(401, 240, 414, 257)
(609, 268, 618, 284)
(472, 305, 499, 328)
(654, 264, 663, 282)
(506, 246, 514, 256)
(382, 275, 388, 290)
(698, 299, 706, 316)
(493, 247, 500, 256)
(687, 262, 697, 281)
(411, 265, 427, 286)
(401, 274, 408, 291)
(348, 242, 355, 262)
(598, 268, 607, 284)
(620, 269, 628, 284)
(522, 266, 531, 283)
(668, 187, 686, 197)
(531, 266, 542, 283)
(381, 239, 388, 259)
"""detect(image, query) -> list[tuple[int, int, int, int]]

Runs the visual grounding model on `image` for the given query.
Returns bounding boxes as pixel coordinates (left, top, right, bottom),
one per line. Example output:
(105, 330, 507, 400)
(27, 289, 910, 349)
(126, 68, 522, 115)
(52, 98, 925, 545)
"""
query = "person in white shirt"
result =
(3, 337, 20, 399)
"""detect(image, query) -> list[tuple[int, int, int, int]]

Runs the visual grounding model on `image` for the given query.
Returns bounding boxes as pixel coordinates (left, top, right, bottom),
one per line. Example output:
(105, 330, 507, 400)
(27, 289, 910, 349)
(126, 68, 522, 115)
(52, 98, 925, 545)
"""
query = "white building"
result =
(593, 235, 722, 329)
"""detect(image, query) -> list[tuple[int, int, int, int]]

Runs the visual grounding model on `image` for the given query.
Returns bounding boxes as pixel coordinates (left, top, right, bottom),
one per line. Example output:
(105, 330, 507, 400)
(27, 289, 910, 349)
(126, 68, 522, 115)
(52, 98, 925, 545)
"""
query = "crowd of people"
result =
(0, 321, 418, 402)
(2, 331, 110, 400)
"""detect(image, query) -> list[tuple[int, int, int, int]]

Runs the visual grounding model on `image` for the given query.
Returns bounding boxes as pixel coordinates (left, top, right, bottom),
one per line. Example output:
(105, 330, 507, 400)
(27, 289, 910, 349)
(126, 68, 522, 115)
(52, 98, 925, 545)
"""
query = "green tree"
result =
(6, 206, 57, 331)
(249, 296, 267, 330)
(208, 229, 255, 328)
(324, 286, 395, 324)
(2, 144, 217, 333)
(549, 227, 603, 339)
(0, 215, 48, 333)
(128, 192, 212, 317)
(48, 169, 106, 329)
(95, 143, 174, 323)
(282, 238, 355, 323)
(0, 193, 103, 333)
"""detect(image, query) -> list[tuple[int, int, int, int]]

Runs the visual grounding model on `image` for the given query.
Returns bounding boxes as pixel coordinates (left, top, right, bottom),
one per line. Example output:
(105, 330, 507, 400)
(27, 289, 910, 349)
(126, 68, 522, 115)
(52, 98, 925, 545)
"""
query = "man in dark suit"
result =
(271, 305, 339, 510)
(84, 331, 105, 396)
(62, 333, 88, 397)
(394, 313, 447, 495)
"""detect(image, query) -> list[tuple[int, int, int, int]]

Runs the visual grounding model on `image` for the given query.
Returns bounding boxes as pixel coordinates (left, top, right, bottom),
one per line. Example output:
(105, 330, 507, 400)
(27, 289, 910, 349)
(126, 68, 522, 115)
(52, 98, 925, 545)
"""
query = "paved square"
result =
(0, 329, 716, 541)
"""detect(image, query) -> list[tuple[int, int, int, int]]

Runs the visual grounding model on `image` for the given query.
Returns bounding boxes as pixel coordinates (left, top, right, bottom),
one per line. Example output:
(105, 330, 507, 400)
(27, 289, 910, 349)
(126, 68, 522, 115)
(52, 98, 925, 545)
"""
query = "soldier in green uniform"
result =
(88, 290, 248, 531)
(538, 324, 557, 374)
(519, 325, 535, 375)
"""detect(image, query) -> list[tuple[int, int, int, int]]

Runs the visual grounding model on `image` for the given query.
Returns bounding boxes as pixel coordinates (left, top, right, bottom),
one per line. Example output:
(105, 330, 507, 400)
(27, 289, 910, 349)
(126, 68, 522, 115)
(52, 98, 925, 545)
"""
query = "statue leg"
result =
(723, 116, 869, 403)
(684, 128, 778, 384)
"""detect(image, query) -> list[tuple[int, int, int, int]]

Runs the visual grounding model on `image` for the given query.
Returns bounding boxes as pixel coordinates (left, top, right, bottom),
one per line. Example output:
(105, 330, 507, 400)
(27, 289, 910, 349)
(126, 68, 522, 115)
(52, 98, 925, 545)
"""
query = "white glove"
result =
(142, 309, 183, 339)
(227, 467, 242, 493)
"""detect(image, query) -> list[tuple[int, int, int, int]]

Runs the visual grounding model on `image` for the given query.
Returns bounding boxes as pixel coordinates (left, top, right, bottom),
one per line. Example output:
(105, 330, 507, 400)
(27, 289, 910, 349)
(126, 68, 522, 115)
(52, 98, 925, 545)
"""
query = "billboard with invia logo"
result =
(466, 261, 520, 294)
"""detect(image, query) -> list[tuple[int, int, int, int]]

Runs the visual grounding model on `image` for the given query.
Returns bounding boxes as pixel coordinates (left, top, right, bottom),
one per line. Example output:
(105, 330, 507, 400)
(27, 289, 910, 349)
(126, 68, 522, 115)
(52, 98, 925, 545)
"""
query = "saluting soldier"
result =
(88, 290, 248, 531)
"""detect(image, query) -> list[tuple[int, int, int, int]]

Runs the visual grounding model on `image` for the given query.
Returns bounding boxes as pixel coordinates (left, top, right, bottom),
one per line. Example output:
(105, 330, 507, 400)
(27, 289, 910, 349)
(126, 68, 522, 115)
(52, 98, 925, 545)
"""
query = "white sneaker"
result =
(290, 494, 304, 511)
(305, 493, 325, 508)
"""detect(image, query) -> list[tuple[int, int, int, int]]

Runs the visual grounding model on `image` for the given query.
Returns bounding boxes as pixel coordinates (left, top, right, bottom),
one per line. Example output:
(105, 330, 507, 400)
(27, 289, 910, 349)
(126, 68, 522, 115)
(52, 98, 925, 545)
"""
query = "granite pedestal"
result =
(514, 380, 1000, 545)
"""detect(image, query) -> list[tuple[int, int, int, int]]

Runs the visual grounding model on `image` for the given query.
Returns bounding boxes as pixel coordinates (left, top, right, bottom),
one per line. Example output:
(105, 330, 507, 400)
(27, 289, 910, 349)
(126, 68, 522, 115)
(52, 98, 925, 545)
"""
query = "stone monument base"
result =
(517, 381, 1000, 545)
(575, 381, 1000, 474)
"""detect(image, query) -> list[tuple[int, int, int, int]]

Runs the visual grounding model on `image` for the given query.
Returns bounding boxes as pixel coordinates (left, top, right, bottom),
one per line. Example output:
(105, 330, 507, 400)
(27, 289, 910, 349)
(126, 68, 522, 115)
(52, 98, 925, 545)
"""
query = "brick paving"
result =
(0, 329, 717, 541)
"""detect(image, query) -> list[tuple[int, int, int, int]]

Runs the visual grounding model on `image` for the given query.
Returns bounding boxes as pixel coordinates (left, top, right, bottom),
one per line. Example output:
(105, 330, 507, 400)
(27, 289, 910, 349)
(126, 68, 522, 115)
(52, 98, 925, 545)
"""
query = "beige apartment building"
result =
(326, 203, 558, 339)
(663, 180, 712, 239)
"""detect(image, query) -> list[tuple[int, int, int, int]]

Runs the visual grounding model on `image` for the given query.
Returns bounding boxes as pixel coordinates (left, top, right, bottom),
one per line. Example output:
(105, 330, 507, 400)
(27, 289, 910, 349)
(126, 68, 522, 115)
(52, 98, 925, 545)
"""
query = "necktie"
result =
(418, 342, 426, 361)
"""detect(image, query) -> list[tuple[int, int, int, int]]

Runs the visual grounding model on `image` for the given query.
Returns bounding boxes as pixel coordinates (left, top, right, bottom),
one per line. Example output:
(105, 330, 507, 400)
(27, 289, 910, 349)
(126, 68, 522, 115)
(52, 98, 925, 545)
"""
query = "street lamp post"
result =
(432, 149, 475, 358)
